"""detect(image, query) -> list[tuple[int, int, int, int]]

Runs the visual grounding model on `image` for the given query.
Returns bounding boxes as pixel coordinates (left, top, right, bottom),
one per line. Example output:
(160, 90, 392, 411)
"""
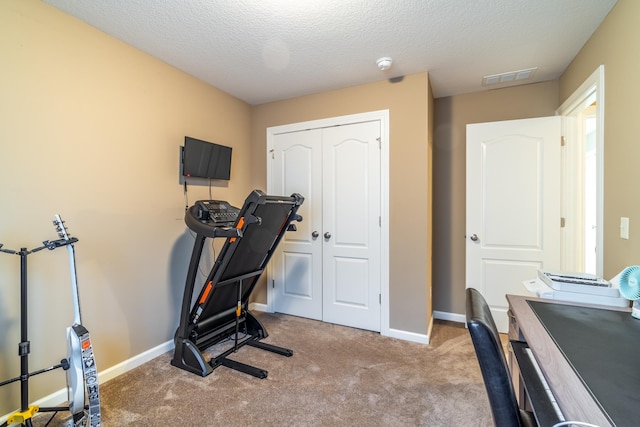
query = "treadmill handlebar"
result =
(184, 191, 304, 239)
(184, 205, 242, 239)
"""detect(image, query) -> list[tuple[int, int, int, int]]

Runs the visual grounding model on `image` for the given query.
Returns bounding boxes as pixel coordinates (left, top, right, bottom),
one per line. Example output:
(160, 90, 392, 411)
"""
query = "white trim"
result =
(265, 110, 391, 337)
(386, 328, 430, 345)
(254, 302, 432, 345)
(556, 65, 605, 276)
(433, 310, 466, 324)
(97, 339, 174, 383)
(1, 388, 69, 424)
(254, 301, 431, 346)
(249, 302, 269, 312)
(1, 339, 174, 424)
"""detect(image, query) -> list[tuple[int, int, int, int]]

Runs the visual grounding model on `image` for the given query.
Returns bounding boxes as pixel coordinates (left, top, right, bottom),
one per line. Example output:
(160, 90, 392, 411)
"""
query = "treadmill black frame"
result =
(171, 189, 303, 378)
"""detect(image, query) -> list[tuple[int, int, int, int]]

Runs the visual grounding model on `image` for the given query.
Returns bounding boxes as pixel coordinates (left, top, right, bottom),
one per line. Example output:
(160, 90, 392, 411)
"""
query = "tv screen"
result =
(182, 136, 232, 180)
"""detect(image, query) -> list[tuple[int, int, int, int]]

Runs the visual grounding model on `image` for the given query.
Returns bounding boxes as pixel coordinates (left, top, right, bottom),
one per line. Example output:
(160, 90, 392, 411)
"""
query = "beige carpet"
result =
(33, 313, 493, 426)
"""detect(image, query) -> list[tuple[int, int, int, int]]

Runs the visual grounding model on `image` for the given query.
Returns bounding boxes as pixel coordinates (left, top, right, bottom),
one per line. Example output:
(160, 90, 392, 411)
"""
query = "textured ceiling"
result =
(43, 0, 617, 105)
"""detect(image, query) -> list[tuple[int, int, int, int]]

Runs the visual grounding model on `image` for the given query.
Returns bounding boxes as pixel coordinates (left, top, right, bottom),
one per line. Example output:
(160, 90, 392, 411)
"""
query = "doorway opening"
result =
(557, 65, 604, 276)
(583, 104, 597, 273)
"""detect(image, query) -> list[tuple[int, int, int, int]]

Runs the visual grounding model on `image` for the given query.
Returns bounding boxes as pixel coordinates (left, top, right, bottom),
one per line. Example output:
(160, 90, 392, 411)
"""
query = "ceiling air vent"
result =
(482, 67, 537, 86)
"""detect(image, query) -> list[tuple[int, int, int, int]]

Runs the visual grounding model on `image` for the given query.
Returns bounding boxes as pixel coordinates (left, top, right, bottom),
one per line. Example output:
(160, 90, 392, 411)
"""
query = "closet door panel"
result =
(271, 130, 323, 320)
(322, 121, 381, 331)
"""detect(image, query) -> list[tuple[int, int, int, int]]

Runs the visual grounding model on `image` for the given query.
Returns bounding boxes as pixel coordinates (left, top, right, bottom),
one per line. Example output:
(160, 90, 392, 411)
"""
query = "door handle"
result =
(470, 234, 479, 242)
(324, 232, 331, 239)
(312, 231, 319, 238)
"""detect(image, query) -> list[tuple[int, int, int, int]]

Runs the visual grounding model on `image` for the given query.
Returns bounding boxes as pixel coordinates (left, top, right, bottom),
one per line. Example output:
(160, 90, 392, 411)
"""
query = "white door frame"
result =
(556, 65, 605, 276)
(266, 109, 390, 336)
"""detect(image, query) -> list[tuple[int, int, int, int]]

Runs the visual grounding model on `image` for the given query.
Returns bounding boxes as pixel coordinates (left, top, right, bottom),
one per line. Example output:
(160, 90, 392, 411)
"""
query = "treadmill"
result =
(171, 189, 303, 378)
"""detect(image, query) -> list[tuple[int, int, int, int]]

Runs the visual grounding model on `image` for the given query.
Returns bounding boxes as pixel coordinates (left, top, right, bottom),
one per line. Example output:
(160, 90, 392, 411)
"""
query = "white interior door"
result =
(321, 122, 381, 331)
(270, 129, 323, 320)
(270, 120, 382, 332)
(466, 117, 561, 333)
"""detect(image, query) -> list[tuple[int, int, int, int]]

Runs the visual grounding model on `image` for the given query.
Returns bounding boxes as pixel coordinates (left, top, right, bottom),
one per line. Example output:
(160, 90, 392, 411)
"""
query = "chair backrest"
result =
(466, 288, 523, 427)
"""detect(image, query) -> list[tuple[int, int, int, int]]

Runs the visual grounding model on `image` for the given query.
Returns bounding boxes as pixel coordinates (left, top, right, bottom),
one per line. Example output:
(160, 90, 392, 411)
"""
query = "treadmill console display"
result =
(194, 200, 240, 224)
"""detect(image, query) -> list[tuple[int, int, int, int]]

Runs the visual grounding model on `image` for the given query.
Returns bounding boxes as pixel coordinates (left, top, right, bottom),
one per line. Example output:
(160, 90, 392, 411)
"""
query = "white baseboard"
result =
(384, 311, 466, 344)
(433, 310, 466, 324)
(249, 302, 269, 312)
(384, 328, 430, 344)
(254, 302, 431, 344)
(1, 339, 174, 424)
(98, 339, 174, 384)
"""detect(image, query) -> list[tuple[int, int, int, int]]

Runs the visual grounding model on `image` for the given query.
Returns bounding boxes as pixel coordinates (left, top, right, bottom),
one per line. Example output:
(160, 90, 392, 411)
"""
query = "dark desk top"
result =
(528, 300, 640, 427)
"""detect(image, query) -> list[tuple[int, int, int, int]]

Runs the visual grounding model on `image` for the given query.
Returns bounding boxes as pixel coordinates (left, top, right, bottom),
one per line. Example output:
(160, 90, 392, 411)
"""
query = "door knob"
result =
(324, 232, 331, 239)
(470, 234, 479, 241)
(312, 231, 319, 238)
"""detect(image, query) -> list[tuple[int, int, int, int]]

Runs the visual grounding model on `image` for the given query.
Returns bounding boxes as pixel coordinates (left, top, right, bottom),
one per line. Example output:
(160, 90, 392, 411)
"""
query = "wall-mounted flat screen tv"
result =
(182, 136, 232, 180)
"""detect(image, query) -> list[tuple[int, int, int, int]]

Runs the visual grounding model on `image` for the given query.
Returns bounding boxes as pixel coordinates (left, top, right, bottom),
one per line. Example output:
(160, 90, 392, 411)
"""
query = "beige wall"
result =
(0, 0, 251, 413)
(432, 81, 560, 315)
(559, 0, 640, 278)
(250, 73, 433, 334)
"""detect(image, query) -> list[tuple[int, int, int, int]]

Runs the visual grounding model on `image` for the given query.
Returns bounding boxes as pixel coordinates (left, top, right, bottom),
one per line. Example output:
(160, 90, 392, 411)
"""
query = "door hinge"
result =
(272, 280, 275, 288)
(379, 216, 381, 227)
(379, 294, 381, 304)
(561, 136, 566, 147)
(561, 217, 566, 228)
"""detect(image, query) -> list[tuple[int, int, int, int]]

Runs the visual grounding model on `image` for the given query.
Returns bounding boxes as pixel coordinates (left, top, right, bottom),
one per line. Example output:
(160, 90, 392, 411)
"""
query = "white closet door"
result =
(321, 122, 381, 331)
(270, 120, 382, 332)
(271, 129, 323, 320)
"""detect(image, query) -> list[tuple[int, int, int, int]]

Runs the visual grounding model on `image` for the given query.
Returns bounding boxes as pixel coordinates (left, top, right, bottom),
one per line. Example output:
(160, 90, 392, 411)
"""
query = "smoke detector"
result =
(376, 57, 393, 71)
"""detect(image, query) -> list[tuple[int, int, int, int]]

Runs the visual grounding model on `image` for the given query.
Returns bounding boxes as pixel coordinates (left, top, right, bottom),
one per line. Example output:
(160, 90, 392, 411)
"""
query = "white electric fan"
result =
(618, 266, 640, 319)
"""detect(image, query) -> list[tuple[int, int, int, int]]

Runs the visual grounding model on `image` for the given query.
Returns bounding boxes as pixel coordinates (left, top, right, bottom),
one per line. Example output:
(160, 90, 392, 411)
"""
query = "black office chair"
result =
(465, 288, 536, 427)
